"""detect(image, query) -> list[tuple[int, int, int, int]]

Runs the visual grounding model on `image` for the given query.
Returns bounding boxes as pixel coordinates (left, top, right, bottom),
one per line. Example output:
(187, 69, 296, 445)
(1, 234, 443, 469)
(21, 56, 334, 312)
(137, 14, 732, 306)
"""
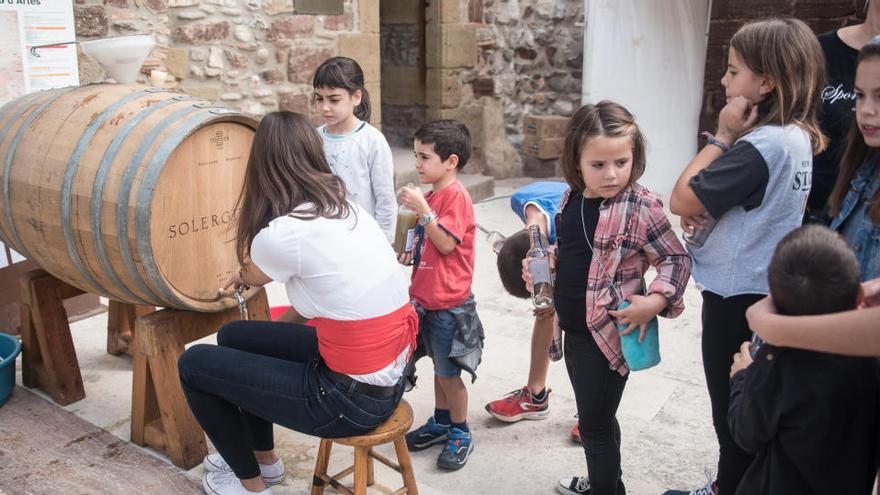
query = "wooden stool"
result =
(311, 399, 419, 495)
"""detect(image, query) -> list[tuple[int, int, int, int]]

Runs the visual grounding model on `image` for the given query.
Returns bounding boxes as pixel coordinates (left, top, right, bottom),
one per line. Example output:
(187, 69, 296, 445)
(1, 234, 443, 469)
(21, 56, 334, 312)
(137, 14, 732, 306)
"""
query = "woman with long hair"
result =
(807, 0, 880, 223)
(178, 112, 417, 495)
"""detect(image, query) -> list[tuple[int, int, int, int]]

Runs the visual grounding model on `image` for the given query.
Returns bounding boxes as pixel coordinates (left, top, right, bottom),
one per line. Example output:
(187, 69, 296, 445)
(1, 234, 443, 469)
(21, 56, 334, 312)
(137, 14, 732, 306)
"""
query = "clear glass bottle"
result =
(527, 225, 553, 309)
(682, 214, 717, 248)
(393, 204, 418, 255)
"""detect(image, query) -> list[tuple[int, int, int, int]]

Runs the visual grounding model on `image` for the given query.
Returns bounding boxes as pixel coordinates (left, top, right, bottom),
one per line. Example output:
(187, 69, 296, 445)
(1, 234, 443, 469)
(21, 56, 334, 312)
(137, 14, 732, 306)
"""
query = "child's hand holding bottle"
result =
(608, 293, 667, 343)
(397, 183, 429, 216)
(520, 253, 556, 293)
(729, 341, 754, 378)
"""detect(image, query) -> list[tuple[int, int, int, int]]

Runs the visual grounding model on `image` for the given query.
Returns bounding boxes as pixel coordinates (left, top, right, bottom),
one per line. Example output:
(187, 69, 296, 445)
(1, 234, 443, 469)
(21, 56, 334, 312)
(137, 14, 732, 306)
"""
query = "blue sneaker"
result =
(405, 416, 450, 451)
(436, 428, 473, 470)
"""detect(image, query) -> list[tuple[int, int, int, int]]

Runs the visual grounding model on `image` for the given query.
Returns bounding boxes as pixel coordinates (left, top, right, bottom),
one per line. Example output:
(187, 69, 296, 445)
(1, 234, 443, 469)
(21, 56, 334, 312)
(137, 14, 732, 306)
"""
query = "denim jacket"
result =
(410, 295, 484, 383)
(831, 158, 880, 281)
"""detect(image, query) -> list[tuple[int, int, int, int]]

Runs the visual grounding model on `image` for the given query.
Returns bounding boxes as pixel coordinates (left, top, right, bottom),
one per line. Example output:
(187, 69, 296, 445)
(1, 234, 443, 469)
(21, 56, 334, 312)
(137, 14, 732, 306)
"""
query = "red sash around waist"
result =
(312, 303, 418, 375)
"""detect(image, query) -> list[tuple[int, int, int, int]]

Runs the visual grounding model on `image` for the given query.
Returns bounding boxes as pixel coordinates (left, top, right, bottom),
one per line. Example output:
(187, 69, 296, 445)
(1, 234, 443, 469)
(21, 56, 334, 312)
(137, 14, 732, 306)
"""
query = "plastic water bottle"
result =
(527, 225, 553, 309)
(393, 204, 418, 255)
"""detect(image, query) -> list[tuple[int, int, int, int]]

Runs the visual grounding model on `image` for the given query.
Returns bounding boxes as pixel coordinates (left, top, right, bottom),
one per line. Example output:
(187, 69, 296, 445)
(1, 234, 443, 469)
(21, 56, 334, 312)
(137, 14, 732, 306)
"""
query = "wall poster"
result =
(0, 0, 79, 107)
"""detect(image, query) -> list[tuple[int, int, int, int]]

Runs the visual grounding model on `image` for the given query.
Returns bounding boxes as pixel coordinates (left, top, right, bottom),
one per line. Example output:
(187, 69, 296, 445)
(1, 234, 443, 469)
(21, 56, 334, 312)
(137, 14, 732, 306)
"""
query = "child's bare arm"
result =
(671, 96, 759, 217)
(523, 204, 549, 236)
(747, 295, 880, 357)
(397, 184, 458, 255)
(420, 219, 459, 255)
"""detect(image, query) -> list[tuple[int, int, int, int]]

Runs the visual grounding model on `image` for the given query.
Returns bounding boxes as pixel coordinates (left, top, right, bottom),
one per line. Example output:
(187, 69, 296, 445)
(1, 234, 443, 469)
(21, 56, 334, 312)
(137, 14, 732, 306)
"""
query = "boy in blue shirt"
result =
(486, 181, 580, 441)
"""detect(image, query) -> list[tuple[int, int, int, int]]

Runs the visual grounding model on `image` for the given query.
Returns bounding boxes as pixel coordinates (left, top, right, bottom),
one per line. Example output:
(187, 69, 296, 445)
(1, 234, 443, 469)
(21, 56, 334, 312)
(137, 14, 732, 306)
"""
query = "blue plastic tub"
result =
(0, 332, 21, 407)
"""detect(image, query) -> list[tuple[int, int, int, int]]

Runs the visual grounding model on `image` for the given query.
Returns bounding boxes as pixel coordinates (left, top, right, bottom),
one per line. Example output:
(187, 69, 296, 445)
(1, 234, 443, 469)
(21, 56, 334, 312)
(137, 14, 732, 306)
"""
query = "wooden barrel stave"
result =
(75, 89, 185, 304)
(0, 88, 79, 261)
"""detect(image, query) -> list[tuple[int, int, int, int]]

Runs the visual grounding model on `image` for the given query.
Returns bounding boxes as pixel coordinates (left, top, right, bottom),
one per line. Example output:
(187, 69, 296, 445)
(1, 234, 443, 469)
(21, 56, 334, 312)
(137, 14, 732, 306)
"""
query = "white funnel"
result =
(80, 34, 155, 84)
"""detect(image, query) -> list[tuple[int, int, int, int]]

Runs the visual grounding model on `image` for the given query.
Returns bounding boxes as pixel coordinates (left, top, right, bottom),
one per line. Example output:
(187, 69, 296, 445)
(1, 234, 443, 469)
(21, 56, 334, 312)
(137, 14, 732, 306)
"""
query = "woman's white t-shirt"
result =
(250, 202, 410, 385)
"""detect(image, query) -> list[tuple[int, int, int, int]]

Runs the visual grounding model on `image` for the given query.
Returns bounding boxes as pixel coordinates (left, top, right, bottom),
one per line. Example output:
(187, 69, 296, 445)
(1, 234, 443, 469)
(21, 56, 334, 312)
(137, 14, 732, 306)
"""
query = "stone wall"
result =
(700, 0, 864, 135)
(74, 0, 383, 126)
(466, 0, 584, 149)
(380, 1, 425, 148)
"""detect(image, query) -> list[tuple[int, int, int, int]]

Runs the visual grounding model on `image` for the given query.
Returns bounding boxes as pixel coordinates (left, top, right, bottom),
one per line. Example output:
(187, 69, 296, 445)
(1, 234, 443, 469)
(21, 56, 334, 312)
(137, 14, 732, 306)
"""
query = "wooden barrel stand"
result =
(18, 269, 151, 405)
(130, 287, 269, 469)
(18, 267, 270, 470)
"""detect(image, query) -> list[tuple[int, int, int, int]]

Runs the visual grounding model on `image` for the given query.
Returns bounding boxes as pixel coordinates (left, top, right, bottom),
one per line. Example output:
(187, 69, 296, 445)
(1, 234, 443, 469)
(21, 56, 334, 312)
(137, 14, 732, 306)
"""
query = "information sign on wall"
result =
(0, 0, 79, 107)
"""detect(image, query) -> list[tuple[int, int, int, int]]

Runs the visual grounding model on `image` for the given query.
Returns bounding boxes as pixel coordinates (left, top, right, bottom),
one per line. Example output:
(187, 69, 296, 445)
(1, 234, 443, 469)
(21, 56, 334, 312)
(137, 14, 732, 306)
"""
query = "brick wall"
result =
(699, 0, 864, 135)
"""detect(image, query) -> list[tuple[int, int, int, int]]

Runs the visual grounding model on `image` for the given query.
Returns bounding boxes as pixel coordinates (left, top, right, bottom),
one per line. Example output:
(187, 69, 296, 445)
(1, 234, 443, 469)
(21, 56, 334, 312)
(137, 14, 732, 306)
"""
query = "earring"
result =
(866, 0, 870, 13)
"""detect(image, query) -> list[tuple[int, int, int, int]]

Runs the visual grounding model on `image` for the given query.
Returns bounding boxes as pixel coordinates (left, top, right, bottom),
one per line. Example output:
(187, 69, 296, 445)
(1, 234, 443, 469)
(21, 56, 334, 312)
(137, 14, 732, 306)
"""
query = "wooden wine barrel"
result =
(0, 84, 257, 312)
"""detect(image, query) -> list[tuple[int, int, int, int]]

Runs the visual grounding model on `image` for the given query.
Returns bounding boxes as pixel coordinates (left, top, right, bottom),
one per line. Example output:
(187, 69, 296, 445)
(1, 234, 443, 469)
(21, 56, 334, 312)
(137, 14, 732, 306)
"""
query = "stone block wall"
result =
(74, 0, 383, 126)
(380, 0, 425, 147)
(465, 0, 584, 150)
(700, 0, 864, 135)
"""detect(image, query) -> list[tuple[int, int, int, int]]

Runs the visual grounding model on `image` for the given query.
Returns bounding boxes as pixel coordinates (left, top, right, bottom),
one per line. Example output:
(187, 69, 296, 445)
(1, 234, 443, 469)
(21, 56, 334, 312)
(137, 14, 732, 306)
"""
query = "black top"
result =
(810, 30, 860, 219)
(554, 194, 602, 335)
(729, 344, 878, 495)
(690, 140, 770, 220)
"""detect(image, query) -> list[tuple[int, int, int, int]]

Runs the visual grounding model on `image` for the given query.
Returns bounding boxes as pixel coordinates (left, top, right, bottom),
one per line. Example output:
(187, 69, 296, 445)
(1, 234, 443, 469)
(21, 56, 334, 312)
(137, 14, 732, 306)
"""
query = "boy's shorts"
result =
(422, 309, 461, 378)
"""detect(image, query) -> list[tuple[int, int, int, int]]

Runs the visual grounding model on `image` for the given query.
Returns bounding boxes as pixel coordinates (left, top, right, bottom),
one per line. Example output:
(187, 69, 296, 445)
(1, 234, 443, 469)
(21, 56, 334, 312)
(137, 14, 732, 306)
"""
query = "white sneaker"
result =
(661, 468, 717, 495)
(557, 475, 590, 494)
(203, 453, 286, 485)
(202, 470, 273, 495)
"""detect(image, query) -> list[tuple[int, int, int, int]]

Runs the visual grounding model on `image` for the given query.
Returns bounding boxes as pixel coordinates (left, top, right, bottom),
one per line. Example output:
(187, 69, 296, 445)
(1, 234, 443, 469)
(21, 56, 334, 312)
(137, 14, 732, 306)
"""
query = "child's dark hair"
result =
(829, 36, 880, 223)
(767, 225, 861, 316)
(414, 119, 472, 170)
(496, 229, 531, 298)
(560, 101, 646, 194)
(312, 56, 371, 121)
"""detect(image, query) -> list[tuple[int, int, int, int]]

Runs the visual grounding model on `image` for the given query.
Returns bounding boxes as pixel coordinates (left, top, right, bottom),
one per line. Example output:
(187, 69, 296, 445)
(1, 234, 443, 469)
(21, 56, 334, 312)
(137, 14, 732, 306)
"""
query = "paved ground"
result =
(11, 178, 719, 494)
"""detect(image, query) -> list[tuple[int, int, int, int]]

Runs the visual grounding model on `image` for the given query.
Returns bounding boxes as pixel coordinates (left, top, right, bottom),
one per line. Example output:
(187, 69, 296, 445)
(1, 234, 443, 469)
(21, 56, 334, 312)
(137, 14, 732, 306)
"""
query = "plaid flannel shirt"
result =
(553, 183, 691, 375)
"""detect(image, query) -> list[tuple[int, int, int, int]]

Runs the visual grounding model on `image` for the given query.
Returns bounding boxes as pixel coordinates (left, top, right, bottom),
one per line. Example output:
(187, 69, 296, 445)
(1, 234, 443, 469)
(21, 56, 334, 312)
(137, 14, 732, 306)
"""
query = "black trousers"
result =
(564, 330, 628, 495)
(700, 291, 763, 495)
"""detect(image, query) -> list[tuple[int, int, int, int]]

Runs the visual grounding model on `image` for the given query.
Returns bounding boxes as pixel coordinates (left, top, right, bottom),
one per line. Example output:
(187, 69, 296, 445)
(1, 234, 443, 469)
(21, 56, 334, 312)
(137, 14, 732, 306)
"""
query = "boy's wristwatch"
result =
(418, 210, 437, 226)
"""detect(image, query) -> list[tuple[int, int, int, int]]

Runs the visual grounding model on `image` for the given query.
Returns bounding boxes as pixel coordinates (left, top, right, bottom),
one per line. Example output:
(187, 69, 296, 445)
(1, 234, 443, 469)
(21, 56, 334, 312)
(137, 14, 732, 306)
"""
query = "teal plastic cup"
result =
(615, 301, 661, 371)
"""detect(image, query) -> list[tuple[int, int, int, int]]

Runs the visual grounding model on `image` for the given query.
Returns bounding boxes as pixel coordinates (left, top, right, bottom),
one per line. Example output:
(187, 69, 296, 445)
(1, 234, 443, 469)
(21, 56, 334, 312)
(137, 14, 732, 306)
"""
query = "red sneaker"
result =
(570, 422, 581, 443)
(484, 386, 550, 422)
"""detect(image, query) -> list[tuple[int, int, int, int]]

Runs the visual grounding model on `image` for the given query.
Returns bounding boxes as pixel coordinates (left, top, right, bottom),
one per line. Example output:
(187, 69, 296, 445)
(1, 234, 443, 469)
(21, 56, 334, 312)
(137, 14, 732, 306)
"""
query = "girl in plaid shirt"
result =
(525, 101, 691, 495)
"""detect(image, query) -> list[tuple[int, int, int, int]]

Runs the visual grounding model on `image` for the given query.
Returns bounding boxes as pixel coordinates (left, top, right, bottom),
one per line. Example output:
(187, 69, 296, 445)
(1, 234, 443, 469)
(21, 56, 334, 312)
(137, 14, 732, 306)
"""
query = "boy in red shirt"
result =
(398, 119, 483, 470)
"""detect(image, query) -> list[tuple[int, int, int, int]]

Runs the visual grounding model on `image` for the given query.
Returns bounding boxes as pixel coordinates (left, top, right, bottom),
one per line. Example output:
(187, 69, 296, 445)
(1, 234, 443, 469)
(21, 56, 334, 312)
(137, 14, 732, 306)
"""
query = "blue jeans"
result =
(178, 320, 404, 479)
(421, 309, 461, 378)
